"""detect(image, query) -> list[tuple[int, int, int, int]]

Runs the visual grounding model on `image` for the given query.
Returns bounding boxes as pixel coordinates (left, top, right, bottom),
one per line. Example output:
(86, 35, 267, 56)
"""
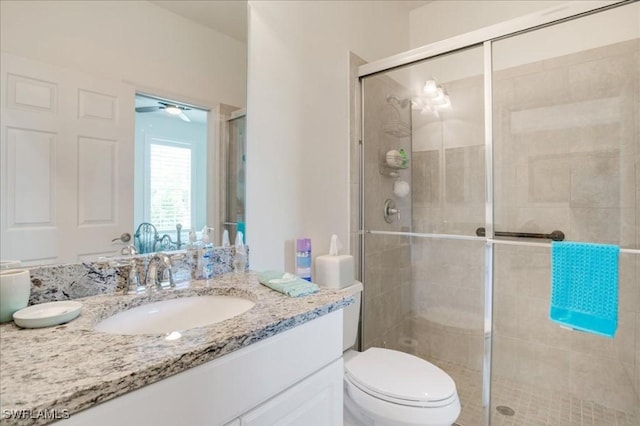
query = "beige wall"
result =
(246, 1, 412, 270)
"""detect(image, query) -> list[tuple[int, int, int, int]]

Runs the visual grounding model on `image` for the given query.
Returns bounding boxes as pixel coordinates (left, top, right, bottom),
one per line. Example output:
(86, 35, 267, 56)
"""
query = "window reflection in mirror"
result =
(134, 94, 208, 253)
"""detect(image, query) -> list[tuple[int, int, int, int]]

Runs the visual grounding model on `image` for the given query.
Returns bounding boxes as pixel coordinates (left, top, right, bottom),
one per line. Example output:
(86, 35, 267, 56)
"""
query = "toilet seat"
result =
(344, 348, 458, 408)
(344, 377, 461, 426)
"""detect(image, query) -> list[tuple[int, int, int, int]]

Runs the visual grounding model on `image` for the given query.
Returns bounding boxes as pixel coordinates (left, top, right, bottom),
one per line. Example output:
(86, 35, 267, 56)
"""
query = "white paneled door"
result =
(1, 53, 135, 264)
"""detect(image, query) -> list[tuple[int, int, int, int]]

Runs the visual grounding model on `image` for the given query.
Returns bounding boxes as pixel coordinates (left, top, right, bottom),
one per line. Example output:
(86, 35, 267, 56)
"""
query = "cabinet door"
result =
(241, 359, 343, 426)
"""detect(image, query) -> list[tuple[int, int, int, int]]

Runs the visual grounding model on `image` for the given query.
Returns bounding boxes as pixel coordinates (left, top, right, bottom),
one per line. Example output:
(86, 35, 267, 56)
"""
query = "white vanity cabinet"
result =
(239, 359, 342, 426)
(62, 310, 343, 426)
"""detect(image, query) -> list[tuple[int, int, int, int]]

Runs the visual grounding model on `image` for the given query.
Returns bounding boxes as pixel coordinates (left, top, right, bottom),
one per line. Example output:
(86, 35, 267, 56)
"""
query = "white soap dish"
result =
(12, 301, 82, 329)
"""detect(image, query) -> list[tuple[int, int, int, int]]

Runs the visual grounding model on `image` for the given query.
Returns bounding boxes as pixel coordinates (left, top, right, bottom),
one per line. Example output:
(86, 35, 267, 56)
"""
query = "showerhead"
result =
(386, 95, 411, 108)
(383, 96, 411, 138)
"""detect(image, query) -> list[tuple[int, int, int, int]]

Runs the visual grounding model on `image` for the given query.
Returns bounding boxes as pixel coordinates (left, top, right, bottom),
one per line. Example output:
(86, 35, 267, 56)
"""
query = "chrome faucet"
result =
(144, 253, 175, 290)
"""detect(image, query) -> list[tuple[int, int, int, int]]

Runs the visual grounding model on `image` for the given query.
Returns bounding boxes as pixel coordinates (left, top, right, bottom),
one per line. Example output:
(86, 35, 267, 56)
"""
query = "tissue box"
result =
(315, 255, 354, 289)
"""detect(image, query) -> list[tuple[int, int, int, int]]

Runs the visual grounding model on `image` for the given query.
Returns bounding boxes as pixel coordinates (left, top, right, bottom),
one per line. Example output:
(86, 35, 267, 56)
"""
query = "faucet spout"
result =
(144, 253, 175, 290)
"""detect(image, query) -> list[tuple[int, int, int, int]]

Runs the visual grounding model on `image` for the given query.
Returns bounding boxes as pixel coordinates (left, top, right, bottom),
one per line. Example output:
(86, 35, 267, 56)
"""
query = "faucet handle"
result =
(144, 256, 158, 291)
(113, 259, 142, 295)
(160, 252, 172, 267)
(128, 259, 143, 293)
(159, 253, 175, 288)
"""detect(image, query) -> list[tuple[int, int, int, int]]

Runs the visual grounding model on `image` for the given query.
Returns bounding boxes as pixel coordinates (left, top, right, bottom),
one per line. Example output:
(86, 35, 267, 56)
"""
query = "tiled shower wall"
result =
(359, 68, 414, 351)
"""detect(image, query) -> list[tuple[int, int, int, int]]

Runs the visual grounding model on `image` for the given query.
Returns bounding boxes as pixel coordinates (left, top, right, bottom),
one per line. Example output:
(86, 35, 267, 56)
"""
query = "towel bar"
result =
(475, 227, 565, 241)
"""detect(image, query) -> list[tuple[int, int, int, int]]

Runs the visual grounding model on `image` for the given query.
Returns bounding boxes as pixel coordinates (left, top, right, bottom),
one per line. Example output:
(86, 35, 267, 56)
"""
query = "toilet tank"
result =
(342, 281, 363, 351)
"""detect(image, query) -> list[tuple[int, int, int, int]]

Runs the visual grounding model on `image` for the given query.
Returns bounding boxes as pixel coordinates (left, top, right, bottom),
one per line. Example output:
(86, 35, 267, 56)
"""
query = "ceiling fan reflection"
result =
(135, 101, 191, 122)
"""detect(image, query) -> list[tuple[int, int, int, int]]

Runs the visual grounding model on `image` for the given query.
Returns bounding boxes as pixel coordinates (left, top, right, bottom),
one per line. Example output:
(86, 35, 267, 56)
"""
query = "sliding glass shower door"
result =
(360, 45, 487, 426)
(490, 4, 639, 424)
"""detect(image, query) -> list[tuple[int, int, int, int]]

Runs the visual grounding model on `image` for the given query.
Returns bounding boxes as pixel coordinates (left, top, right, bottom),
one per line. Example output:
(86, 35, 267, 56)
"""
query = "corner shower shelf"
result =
(380, 149, 409, 177)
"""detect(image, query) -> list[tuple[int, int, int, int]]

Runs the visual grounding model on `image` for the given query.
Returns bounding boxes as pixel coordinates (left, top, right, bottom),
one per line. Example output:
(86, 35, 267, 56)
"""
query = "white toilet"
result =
(342, 282, 461, 426)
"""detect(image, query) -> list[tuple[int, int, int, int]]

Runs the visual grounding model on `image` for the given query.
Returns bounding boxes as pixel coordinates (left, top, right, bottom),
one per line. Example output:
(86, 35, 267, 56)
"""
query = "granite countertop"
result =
(0, 271, 353, 426)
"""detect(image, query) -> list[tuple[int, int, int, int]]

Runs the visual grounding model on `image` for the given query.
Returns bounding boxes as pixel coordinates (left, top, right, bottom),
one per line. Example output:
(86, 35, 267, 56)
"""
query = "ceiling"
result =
(149, 1, 432, 44)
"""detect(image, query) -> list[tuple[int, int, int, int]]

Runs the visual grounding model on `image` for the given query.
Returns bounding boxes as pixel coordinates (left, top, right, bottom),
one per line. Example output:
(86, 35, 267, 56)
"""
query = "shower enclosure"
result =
(357, 2, 639, 425)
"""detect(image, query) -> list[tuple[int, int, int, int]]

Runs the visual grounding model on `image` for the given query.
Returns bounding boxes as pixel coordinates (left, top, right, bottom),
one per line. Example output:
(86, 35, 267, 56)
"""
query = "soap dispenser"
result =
(200, 226, 215, 279)
(233, 231, 246, 273)
(222, 229, 230, 247)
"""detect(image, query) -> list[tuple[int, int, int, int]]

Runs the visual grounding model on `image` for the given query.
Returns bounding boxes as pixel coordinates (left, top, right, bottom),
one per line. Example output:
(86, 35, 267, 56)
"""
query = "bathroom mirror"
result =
(0, 0, 247, 265)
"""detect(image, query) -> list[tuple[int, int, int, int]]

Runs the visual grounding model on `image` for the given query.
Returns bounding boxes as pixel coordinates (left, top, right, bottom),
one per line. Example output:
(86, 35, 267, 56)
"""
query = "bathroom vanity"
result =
(0, 272, 352, 426)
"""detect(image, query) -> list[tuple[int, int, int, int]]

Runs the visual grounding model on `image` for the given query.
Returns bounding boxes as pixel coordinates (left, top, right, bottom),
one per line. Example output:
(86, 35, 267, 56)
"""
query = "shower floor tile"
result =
(430, 358, 639, 426)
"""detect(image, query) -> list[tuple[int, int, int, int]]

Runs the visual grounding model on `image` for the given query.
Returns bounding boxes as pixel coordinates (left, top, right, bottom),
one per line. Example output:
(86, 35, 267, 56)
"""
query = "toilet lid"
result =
(345, 348, 457, 407)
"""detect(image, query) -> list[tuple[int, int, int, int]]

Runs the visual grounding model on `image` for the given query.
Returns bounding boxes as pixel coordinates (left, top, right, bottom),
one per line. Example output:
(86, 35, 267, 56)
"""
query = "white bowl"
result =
(13, 301, 83, 328)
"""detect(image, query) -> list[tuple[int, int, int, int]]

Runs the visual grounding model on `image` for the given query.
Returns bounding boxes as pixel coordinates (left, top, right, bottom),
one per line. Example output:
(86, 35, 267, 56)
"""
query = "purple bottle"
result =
(295, 238, 312, 282)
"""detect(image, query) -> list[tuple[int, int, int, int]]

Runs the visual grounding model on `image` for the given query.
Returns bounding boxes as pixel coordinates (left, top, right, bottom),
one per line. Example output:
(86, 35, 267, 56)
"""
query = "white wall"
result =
(246, 1, 411, 270)
(409, 0, 568, 47)
(0, 0, 246, 108)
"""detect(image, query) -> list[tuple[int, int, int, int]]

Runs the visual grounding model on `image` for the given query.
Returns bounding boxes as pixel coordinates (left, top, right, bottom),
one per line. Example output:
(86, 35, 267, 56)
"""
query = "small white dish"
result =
(12, 301, 82, 329)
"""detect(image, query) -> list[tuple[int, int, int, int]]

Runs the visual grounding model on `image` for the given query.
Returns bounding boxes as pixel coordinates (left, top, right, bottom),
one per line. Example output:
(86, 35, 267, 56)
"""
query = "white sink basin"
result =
(95, 295, 255, 335)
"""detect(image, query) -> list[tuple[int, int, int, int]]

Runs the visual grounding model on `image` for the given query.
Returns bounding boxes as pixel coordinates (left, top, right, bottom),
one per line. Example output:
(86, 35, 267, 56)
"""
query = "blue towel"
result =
(258, 271, 319, 297)
(549, 241, 619, 338)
